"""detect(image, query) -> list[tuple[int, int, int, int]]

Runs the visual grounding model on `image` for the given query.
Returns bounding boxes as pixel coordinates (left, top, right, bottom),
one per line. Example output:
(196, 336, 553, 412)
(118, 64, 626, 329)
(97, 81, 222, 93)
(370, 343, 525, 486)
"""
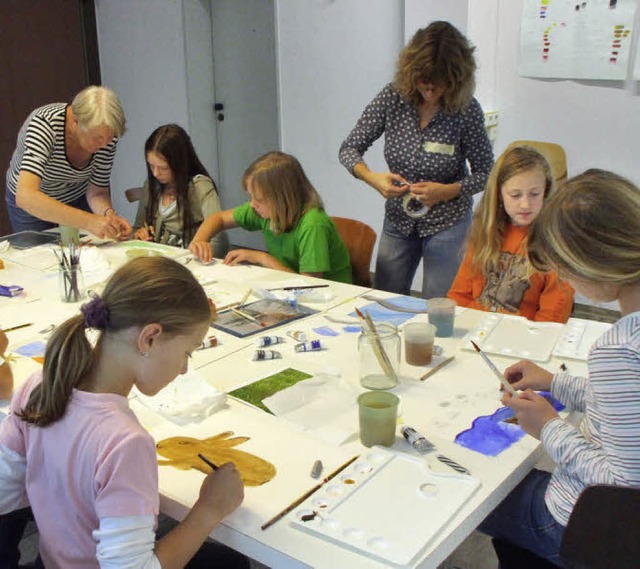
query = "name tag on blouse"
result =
(424, 141, 455, 155)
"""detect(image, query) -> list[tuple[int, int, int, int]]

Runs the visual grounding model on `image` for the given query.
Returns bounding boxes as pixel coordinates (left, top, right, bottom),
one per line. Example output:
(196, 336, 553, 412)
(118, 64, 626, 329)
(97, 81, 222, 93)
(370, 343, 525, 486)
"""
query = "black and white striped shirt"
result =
(5, 103, 117, 204)
(542, 311, 640, 525)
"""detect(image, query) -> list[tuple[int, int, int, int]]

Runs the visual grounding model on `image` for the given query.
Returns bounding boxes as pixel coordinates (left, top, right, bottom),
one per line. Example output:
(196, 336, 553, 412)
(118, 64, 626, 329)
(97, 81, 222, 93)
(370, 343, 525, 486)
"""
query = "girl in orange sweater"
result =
(448, 145, 574, 322)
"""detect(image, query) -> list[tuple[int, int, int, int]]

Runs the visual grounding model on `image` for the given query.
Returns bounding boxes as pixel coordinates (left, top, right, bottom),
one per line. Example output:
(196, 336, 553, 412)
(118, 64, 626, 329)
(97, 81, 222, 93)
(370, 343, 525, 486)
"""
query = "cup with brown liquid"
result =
(403, 322, 436, 366)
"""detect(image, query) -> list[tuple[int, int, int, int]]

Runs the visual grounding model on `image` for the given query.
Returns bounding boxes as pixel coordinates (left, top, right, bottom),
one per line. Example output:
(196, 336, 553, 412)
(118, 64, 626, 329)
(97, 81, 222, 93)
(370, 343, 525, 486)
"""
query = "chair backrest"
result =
(561, 484, 640, 568)
(125, 187, 143, 203)
(505, 140, 568, 187)
(330, 216, 377, 287)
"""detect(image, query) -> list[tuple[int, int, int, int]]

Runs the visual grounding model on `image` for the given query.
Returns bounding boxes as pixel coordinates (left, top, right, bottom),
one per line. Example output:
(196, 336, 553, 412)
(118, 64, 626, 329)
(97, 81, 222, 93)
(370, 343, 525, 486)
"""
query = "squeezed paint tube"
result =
(294, 339, 323, 353)
(197, 335, 218, 350)
(252, 349, 281, 361)
(255, 335, 284, 347)
(286, 329, 307, 342)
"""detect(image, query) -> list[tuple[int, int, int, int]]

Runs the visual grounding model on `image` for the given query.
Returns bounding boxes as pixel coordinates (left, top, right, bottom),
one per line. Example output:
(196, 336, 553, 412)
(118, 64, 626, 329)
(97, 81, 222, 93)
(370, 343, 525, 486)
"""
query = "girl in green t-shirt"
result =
(189, 151, 352, 283)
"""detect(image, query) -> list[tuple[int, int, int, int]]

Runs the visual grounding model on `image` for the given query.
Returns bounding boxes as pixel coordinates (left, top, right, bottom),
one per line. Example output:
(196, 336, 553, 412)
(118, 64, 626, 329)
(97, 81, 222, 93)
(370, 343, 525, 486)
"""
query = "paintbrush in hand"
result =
(470, 340, 518, 397)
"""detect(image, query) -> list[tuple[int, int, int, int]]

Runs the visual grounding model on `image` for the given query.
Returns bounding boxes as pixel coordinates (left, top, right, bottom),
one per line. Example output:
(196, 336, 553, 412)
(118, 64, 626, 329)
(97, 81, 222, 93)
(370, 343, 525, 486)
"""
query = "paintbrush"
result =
(198, 453, 219, 471)
(420, 355, 455, 381)
(230, 306, 260, 324)
(261, 455, 359, 531)
(470, 340, 518, 397)
(354, 307, 397, 382)
(238, 288, 252, 307)
(3, 323, 34, 333)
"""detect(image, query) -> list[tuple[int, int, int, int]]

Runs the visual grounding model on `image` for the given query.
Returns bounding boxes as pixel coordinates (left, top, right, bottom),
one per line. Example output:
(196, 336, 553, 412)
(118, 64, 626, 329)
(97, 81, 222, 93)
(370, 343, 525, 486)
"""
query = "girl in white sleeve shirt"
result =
(0, 256, 248, 568)
(479, 169, 640, 567)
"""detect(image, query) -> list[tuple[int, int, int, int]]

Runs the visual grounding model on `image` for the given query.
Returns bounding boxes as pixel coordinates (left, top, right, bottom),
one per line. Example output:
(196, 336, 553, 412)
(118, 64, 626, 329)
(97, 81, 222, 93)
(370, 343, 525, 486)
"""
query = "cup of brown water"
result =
(403, 322, 436, 366)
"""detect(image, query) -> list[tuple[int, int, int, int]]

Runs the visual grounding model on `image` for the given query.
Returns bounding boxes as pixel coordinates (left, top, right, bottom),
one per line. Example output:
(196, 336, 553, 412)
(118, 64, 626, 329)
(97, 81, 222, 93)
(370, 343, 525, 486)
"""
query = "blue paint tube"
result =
(294, 339, 323, 353)
(252, 349, 281, 361)
(255, 335, 284, 347)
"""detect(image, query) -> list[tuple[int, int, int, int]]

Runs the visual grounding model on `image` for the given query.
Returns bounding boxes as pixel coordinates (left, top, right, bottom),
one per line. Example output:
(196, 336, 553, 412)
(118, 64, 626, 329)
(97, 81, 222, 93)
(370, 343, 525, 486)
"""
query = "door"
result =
(0, 0, 99, 236)
(210, 0, 280, 250)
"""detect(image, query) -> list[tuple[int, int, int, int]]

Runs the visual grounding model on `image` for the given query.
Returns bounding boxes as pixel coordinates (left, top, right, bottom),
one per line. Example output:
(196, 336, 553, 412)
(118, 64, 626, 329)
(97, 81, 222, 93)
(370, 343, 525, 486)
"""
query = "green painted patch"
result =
(229, 368, 312, 413)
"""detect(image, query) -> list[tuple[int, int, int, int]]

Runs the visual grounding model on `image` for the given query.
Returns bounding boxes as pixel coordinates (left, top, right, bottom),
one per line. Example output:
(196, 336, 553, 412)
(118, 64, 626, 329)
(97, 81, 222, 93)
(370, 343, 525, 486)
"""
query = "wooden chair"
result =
(330, 216, 377, 287)
(492, 484, 640, 569)
(125, 186, 143, 203)
(505, 140, 568, 187)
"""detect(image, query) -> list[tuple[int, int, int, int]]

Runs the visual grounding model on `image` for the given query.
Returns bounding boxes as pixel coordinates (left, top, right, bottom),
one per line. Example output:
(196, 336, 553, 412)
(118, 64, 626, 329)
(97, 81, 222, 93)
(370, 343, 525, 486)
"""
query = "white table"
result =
(1, 241, 593, 568)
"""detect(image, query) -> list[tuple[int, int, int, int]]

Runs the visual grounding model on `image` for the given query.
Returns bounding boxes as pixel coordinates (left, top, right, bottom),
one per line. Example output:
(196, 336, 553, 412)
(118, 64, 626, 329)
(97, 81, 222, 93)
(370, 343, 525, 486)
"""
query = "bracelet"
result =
(103, 207, 115, 217)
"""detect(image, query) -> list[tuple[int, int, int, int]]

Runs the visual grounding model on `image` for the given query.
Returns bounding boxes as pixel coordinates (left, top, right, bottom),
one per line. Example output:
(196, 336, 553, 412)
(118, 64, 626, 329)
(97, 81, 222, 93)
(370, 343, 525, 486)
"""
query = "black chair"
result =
(492, 484, 640, 569)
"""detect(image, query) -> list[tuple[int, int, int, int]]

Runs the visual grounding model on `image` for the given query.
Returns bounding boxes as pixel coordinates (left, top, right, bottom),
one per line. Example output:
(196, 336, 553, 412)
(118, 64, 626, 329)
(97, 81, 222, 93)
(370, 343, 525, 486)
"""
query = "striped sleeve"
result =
(550, 372, 588, 412)
(542, 313, 640, 525)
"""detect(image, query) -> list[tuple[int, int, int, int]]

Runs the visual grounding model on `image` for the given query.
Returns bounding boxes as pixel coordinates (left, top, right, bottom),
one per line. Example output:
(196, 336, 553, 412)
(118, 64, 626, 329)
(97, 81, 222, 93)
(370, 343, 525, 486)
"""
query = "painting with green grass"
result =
(229, 368, 313, 413)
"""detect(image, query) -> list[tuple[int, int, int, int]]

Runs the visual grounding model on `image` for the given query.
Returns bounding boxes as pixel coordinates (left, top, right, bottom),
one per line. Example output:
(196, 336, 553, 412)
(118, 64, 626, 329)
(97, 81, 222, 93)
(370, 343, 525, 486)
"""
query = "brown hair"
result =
(145, 124, 217, 244)
(19, 257, 210, 426)
(528, 169, 640, 285)
(242, 151, 324, 234)
(468, 145, 554, 276)
(394, 21, 476, 113)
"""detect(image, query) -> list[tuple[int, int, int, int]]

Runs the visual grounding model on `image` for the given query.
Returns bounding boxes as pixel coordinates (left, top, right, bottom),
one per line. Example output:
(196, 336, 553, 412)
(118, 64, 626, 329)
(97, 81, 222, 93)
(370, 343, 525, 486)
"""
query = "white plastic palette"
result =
(552, 318, 612, 361)
(460, 313, 564, 362)
(290, 449, 480, 567)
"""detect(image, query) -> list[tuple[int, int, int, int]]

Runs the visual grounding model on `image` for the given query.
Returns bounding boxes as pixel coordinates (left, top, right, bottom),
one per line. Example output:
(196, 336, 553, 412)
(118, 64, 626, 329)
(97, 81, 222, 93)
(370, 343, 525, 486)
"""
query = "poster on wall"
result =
(519, 0, 636, 80)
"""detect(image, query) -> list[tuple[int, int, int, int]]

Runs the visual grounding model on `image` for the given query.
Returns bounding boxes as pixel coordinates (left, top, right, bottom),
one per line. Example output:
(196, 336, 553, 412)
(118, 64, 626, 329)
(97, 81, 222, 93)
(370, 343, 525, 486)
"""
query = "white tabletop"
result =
(1, 240, 594, 568)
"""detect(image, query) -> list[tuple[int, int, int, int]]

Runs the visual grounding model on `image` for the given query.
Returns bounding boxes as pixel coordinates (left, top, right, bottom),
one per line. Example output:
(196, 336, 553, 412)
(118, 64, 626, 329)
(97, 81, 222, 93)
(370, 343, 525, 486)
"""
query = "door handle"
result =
(214, 103, 224, 111)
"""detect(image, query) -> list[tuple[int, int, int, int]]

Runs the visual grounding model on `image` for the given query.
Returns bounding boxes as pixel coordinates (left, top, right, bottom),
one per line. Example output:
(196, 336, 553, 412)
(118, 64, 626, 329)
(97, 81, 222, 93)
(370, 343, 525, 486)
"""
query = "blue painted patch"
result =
(14, 341, 47, 358)
(455, 392, 564, 457)
(343, 325, 362, 333)
(350, 298, 427, 326)
(312, 326, 339, 337)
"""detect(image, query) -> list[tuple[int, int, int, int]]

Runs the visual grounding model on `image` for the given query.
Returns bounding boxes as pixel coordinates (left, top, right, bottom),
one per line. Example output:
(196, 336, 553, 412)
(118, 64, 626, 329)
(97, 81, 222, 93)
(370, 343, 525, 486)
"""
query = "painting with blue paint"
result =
(312, 326, 339, 337)
(14, 341, 47, 358)
(350, 297, 428, 327)
(455, 392, 564, 457)
(343, 325, 361, 333)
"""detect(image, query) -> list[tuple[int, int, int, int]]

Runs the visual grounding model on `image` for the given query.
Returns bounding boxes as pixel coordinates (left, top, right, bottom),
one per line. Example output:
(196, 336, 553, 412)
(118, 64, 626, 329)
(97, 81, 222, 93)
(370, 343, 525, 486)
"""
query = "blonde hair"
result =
(468, 145, 554, 276)
(71, 85, 126, 137)
(19, 257, 209, 426)
(529, 169, 640, 285)
(242, 151, 324, 234)
(395, 21, 476, 113)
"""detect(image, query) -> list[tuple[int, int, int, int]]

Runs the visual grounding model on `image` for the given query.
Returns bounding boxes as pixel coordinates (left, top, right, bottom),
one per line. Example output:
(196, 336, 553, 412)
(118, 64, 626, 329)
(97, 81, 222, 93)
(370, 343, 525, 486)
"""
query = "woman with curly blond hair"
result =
(339, 21, 493, 298)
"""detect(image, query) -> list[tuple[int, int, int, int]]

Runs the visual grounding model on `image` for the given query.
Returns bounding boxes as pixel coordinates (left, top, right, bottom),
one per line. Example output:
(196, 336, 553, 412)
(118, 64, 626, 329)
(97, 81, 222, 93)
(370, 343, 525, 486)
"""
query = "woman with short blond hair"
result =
(5, 85, 131, 239)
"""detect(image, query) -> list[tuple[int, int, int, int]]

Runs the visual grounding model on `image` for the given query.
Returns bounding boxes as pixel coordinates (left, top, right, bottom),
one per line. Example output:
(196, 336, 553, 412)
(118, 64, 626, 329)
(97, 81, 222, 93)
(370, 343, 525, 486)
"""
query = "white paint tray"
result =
(552, 318, 612, 361)
(289, 449, 480, 567)
(460, 313, 564, 362)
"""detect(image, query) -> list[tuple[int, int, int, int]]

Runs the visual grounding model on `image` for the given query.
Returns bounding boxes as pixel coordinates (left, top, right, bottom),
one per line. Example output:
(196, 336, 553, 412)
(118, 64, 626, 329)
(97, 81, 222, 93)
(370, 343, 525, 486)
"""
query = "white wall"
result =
(95, 0, 191, 221)
(468, 0, 640, 184)
(276, 0, 404, 265)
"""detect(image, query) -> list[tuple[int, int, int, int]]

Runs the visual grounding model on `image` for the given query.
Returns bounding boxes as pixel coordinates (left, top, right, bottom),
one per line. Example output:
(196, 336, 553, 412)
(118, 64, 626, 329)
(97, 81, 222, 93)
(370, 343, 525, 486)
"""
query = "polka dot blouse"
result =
(339, 83, 494, 238)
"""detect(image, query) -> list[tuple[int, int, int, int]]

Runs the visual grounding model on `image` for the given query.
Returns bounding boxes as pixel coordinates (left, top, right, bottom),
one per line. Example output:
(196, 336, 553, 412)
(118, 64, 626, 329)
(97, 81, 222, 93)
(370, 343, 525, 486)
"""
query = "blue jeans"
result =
(5, 189, 90, 233)
(478, 469, 566, 568)
(374, 212, 470, 298)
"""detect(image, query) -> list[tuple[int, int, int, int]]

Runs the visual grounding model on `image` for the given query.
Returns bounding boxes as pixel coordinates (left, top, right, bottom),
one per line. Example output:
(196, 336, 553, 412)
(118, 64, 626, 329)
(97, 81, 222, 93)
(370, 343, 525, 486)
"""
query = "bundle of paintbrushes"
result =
(354, 307, 397, 383)
(54, 241, 83, 302)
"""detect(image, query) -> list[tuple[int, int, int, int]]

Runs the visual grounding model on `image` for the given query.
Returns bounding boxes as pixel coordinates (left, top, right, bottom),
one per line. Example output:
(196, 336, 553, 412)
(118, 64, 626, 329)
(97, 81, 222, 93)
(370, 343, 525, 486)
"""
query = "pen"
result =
(198, 453, 219, 471)
(267, 285, 330, 291)
(470, 340, 518, 397)
(3, 323, 34, 333)
(230, 307, 260, 324)
(420, 356, 455, 381)
(261, 455, 359, 530)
